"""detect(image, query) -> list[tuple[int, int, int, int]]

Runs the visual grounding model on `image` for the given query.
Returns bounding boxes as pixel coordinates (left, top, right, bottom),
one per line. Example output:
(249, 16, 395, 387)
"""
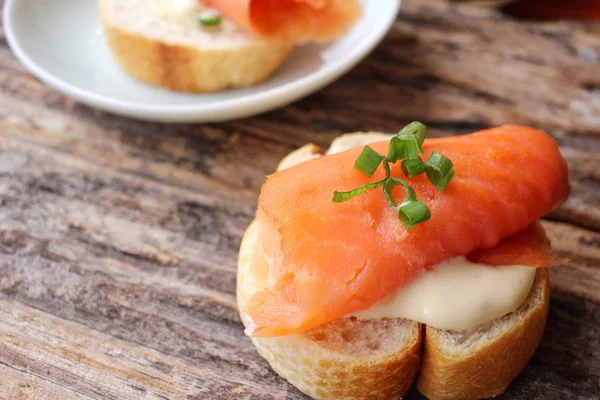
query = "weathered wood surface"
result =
(0, 0, 599, 399)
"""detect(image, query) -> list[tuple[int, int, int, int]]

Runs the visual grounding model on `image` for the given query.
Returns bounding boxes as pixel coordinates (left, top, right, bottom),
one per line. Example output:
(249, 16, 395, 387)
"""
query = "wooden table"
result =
(1, 0, 599, 399)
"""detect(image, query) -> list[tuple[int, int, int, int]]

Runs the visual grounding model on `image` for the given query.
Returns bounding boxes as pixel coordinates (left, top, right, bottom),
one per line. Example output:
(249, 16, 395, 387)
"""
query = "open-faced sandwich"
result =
(238, 123, 570, 399)
(99, 0, 362, 93)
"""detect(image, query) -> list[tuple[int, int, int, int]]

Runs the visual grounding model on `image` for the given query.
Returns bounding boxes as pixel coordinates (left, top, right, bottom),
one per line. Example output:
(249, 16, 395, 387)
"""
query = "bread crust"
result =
(99, 2, 294, 93)
(252, 323, 422, 400)
(417, 269, 550, 400)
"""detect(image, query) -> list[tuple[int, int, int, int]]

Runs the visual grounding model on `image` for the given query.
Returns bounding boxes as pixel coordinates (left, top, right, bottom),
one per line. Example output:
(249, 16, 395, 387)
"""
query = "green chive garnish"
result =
(399, 121, 427, 146)
(398, 200, 432, 228)
(332, 180, 386, 203)
(425, 151, 455, 190)
(383, 179, 431, 227)
(198, 15, 222, 26)
(387, 121, 428, 162)
(383, 178, 415, 209)
(353, 146, 384, 177)
(401, 158, 426, 178)
(332, 122, 454, 229)
(387, 134, 423, 163)
(333, 159, 390, 202)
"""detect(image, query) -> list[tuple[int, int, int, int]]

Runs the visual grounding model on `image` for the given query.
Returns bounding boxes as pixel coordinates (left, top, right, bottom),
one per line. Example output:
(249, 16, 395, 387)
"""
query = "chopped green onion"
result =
(398, 200, 431, 228)
(383, 178, 416, 209)
(332, 180, 386, 203)
(383, 179, 398, 209)
(331, 122, 452, 229)
(333, 159, 391, 203)
(425, 152, 455, 190)
(398, 122, 428, 146)
(401, 158, 426, 178)
(387, 134, 423, 163)
(198, 14, 222, 26)
(384, 177, 431, 228)
(353, 146, 384, 177)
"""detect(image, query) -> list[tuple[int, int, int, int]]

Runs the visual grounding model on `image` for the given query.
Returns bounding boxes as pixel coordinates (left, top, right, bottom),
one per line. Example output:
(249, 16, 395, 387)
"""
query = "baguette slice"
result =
(238, 222, 423, 400)
(418, 268, 550, 400)
(253, 318, 423, 400)
(239, 132, 551, 400)
(99, 0, 294, 93)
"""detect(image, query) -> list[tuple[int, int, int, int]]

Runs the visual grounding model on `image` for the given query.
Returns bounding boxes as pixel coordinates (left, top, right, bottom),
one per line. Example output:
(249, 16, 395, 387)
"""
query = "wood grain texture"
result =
(0, 0, 599, 398)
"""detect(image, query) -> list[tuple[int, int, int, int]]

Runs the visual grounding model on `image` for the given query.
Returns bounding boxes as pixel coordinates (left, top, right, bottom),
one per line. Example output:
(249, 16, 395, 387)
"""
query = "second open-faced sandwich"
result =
(99, 0, 362, 93)
(238, 123, 570, 400)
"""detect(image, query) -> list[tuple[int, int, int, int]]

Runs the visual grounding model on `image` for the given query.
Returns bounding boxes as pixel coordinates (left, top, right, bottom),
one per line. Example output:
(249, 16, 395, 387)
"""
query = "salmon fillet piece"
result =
(203, 0, 362, 42)
(243, 125, 570, 337)
(467, 222, 552, 267)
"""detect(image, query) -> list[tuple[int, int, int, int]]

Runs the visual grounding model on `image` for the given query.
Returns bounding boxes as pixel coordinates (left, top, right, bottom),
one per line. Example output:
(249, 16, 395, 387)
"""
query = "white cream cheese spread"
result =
(350, 256, 536, 331)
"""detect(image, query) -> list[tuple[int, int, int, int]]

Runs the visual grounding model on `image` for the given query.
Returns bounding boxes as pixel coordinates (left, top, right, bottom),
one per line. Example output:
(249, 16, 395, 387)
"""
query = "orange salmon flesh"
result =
(203, 0, 362, 42)
(243, 125, 570, 337)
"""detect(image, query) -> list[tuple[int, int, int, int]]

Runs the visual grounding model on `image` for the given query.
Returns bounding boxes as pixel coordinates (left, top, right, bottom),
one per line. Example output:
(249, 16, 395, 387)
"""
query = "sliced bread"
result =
(418, 268, 550, 400)
(238, 222, 422, 400)
(99, 0, 294, 93)
(253, 318, 422, 400)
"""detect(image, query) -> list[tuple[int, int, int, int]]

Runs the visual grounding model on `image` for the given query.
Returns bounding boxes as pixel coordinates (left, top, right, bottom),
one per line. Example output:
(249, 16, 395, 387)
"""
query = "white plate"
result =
(4, 0, 400, 123)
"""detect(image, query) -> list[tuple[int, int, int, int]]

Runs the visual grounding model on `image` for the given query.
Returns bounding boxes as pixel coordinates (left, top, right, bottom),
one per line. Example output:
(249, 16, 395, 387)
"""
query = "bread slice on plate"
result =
(238, 132, 551, 400)
(99, 0, 294, 93)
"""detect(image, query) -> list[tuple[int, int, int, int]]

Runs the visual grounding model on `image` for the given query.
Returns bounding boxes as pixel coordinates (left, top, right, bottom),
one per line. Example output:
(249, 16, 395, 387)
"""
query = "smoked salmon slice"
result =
(466, 221, 553, 268)
(243, 125, 570, 337)
(203, 0, 362, 42)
